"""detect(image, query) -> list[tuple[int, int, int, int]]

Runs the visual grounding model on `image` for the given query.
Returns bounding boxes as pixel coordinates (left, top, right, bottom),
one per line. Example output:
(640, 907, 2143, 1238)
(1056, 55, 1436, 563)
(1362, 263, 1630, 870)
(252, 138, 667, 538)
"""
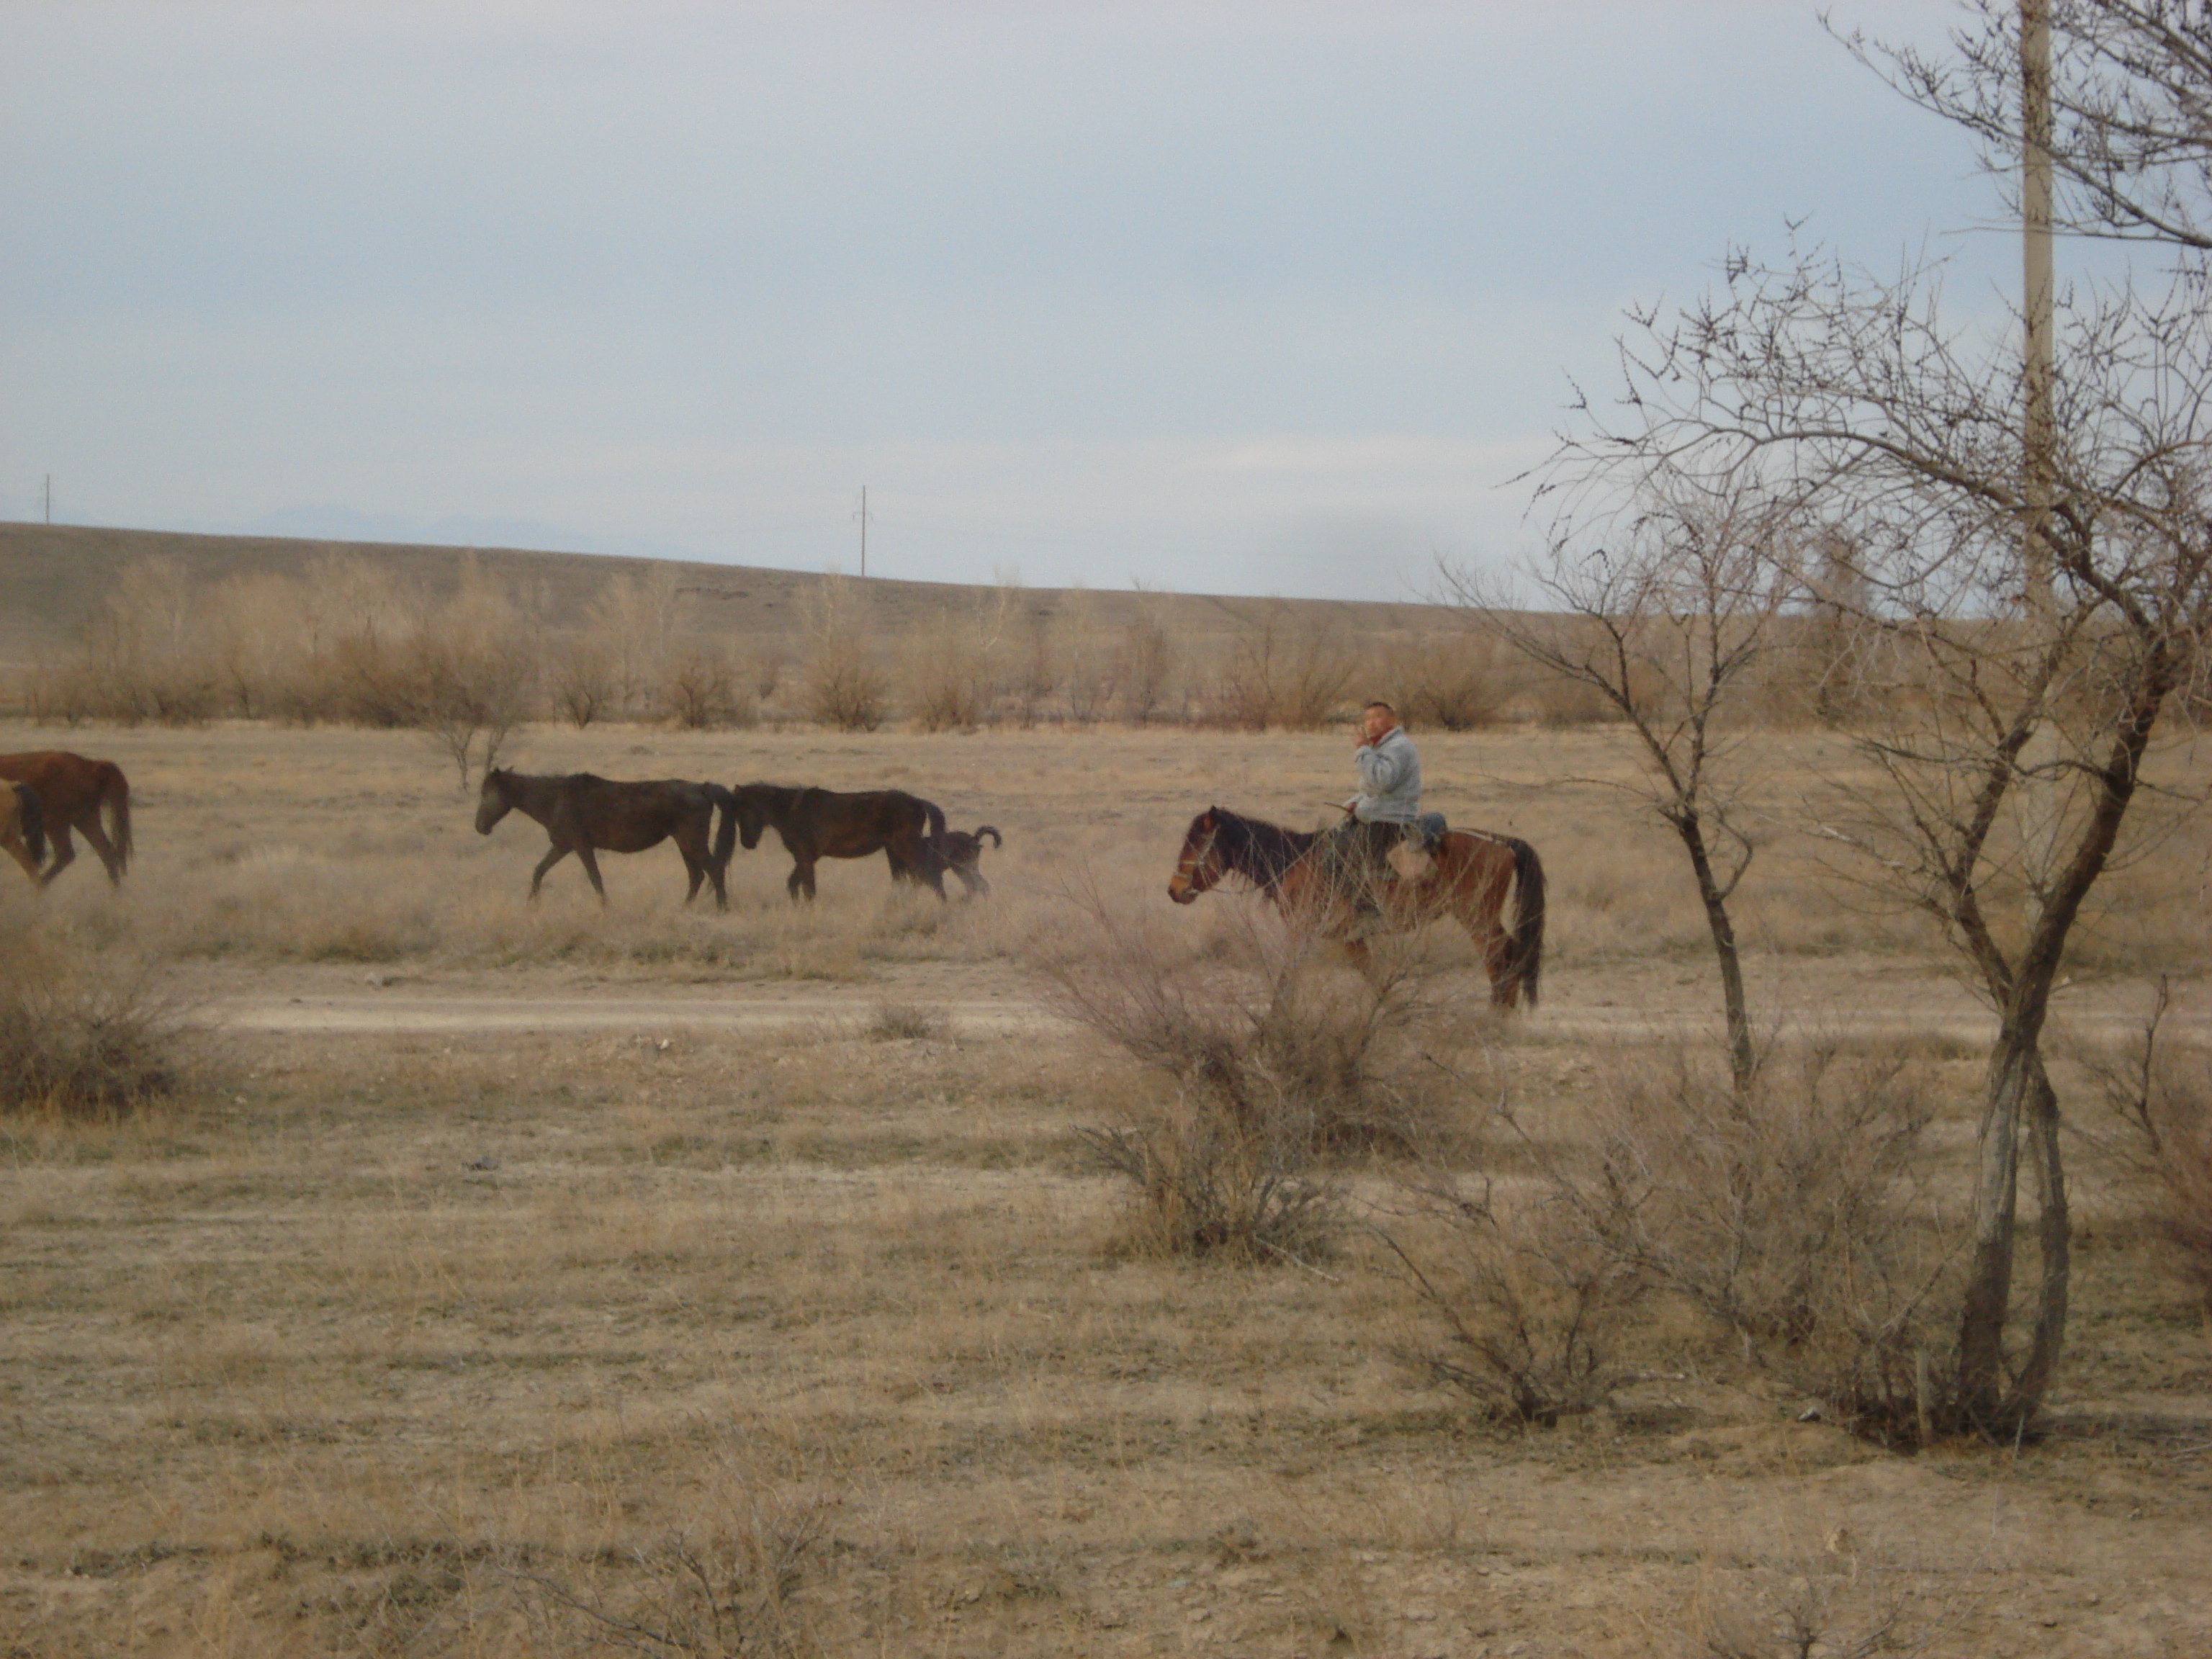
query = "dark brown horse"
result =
(475, 769, 738, 908)
(940, 824, 1002, 897)
(2, 783, 46, 887)
(729, 783, 948, 900)
(1166, 805, 1545, 1010)
(0, 751, 131, 887)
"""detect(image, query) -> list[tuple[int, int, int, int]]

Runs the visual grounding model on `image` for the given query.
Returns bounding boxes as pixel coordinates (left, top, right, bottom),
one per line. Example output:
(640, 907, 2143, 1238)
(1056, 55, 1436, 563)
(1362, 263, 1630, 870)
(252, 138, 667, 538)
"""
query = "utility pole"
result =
(2023, 0, 2054, 618)
(44, 474, 52, 525)
(854, 486, 871, 579)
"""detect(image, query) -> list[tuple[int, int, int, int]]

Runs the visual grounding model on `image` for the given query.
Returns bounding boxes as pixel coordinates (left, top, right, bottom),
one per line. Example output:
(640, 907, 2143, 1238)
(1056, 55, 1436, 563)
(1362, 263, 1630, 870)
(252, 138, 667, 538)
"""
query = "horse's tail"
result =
(922, 798, 948, 866)
(707, 783, 739, 871)
(1506, 837, 1545, 1010)
(974, 825, 1002, 850)
(103, 765, 131, 876)
(17, 785, 46, 869)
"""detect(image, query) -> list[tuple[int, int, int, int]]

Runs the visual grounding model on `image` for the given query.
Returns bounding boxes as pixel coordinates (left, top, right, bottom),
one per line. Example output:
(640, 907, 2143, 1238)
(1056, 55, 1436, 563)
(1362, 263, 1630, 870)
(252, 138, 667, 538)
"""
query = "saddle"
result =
(1385, 813, 1449, 883)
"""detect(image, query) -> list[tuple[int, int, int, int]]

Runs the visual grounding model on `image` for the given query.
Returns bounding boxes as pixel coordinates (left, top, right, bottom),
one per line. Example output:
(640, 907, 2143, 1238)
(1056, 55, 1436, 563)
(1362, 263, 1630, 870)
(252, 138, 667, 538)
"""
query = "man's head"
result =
(1362, 701, 1398, 744)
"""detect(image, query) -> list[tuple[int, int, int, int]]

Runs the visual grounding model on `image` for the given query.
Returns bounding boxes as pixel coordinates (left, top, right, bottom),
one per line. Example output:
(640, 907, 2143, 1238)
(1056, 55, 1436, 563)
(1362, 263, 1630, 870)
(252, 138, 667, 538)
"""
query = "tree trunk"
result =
(1676, 808, 1755, 1094)
(1957, 1028, 2028, 1429)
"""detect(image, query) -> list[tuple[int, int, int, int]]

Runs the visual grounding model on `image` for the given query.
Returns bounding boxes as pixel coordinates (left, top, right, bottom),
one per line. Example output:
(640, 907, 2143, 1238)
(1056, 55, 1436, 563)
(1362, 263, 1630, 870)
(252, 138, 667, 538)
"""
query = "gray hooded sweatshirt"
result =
(1349, 726, 1421, 824)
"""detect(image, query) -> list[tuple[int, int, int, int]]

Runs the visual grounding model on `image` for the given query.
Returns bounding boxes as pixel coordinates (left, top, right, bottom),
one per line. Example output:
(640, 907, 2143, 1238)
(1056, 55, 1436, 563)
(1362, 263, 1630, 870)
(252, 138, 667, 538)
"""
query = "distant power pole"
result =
(854, 486, 871, 579)
(44, 474, 52, 525)
(2022, 0, 2054, 618)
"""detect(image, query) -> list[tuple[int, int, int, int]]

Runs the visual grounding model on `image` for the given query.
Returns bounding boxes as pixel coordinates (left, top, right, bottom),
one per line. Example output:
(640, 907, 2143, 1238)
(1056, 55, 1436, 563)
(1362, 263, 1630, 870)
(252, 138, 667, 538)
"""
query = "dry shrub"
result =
(518, 1449, 828, 1658)
(800, 575, 889, 732)
(549, 636, 621, 727)
(1380, 1166, 1645, 1424)
(1044, 892, 1444, 1261)
(2077, 993, 2212, 1323)
(1202, 603, 1354, 730)
(0, 933, 197, 1117)
(1590, 1046, 1958, 1442)
(863, 1001, 948, 1041)
(662, 650, 757, 729)
(1397, 634, 1501, 731)
(30, 556, 219, 725)
(905, 583, 1020, 732)
(1689, 1548, 1965, 1659)
(1077, 1089, 1341, 1264)
(1116, 606, 1179, 724)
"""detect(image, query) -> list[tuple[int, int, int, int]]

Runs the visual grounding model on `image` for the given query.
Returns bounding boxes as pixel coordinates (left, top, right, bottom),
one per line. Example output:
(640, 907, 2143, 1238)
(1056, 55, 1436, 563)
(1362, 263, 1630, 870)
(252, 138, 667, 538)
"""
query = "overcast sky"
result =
(1, 1, 2014, 599)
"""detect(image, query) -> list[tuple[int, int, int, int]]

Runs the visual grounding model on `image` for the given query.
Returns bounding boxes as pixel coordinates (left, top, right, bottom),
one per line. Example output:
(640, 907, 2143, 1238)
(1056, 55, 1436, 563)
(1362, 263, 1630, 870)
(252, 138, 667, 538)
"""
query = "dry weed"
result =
(0, 928, 199, 1116)
(1378, 1159, 1646, 1425)
(1590, 1044, 1960, 1441)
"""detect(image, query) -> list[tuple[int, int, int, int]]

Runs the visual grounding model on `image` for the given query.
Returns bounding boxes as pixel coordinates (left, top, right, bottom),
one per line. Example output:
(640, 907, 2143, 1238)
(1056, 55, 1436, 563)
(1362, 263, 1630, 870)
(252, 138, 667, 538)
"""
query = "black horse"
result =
(475, 770, 738, 908)
(729, 783, 949, 900)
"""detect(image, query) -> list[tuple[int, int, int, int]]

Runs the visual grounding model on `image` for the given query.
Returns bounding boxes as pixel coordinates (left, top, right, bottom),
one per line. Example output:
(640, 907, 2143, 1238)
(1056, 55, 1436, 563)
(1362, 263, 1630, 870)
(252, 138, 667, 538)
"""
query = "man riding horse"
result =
(1325, 700, 1423, 935)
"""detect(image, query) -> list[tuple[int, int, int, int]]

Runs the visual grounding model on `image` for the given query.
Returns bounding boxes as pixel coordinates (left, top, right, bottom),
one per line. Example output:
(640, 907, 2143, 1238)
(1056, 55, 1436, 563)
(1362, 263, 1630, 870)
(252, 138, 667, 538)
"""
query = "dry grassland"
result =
(2, 717, 2211, 1656)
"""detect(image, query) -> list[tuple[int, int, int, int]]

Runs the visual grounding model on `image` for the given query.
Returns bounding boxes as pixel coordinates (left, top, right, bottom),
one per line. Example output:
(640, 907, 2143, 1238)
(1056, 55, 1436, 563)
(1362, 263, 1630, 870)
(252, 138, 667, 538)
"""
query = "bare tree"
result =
(1444, 482, 1799, 1092)
(1559, 208, 2211, 1432)
(1837, 1, 2212, 253)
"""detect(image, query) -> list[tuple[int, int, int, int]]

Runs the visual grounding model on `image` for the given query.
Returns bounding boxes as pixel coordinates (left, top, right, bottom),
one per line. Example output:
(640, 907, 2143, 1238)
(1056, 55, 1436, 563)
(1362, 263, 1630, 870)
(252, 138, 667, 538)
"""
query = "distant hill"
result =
(0, 520, 1455, 675)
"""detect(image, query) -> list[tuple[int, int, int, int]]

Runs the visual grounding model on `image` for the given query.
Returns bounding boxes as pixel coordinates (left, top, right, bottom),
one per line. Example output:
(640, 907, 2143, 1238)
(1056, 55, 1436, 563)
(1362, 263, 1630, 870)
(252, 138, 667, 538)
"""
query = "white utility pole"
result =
(2023, 0, 2054, 617)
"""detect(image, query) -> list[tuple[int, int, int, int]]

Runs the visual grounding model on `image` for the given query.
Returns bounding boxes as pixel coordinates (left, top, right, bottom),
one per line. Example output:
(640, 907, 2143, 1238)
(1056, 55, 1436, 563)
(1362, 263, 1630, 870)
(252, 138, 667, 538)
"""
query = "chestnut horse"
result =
(729, 783, 948, 900)
(1166, 805, 1545, 1010)
(0, 751, 131, 887)
(2, 783, 47, 886)
(475, 769, 738, 908)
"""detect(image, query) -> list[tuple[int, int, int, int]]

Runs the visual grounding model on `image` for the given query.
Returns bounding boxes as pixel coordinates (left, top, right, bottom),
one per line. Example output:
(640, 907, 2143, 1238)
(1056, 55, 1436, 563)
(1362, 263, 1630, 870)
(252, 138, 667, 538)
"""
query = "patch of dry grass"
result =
(1, 719, 2210, 1655)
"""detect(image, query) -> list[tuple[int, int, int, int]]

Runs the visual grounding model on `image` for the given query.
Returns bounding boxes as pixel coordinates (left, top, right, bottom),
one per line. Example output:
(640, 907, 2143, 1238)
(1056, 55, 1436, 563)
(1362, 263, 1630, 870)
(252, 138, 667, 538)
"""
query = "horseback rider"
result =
(1326, 700, 1421, 928)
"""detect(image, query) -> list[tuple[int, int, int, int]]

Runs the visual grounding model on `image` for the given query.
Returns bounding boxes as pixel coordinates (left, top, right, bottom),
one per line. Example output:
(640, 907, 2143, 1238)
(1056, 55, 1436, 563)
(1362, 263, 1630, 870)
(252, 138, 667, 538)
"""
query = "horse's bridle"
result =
(1167, 817, 1222, 903)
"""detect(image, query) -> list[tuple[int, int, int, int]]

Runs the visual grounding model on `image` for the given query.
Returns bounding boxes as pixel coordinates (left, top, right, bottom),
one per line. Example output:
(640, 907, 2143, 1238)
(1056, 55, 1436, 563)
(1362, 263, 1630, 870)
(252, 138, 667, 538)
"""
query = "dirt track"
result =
(196, 953, 2208, 1047)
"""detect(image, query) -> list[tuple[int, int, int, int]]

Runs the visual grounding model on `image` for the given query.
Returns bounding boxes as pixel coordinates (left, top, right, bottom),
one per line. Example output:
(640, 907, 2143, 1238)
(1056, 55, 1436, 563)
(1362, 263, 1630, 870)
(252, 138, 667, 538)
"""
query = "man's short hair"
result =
(1364, 700, 1396, 717)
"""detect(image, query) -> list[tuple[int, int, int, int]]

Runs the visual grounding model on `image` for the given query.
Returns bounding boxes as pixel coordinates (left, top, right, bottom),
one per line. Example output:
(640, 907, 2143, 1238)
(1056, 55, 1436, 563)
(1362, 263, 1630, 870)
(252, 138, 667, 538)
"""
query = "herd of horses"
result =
(472, 770, 1001, 905)
(4, 749, 1545, 1010)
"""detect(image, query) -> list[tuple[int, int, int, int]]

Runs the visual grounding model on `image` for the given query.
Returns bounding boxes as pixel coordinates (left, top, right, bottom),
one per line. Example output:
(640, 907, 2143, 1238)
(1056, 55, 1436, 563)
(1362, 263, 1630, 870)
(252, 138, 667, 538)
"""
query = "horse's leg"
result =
(37, 822, 77, 888)
(576, 844, 608, 905)
(1463, 864, 1519, 1010)
(78, 815, 125, 886)
(907, 834, 948, 902)
(529, 843, 570, 900)
(788, 857, 816, 901)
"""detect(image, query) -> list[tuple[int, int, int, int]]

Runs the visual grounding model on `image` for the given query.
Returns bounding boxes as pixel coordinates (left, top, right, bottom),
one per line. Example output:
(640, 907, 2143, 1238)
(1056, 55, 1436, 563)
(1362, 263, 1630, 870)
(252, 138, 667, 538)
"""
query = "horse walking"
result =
(0, 751, 131, 887)
(1166, 805, 1545, 1010)
(1, 783, 46, 887)
(475, 769, 738, 908)
(939, 824, 1002, 897)
(729, 783, 948, 900)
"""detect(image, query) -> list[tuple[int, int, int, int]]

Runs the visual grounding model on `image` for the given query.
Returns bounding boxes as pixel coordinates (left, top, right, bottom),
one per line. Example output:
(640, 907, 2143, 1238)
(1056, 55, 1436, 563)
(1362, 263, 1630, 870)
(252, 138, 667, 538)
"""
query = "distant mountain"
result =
(0, 519, 1455, 677)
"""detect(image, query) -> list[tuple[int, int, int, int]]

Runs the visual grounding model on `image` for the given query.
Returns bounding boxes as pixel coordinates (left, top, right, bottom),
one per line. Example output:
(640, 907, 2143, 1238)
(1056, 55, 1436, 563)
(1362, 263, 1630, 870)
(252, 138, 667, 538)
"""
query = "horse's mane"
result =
(1209, 806, 1316, 896)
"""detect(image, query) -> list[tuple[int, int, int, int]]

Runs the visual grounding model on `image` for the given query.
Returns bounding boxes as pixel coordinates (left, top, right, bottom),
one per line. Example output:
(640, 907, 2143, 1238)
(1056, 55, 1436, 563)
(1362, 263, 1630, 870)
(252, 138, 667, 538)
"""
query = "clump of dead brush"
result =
(1041, 880, 1448, 1262)
(0, 929, 199, 1117)
(517, 1461, 828, 1658)
(862, 1000, 950, 1042)
(2075, 978, 2212, 1326)
(1382, 1040, 1957, 1437)
(1586, 1043, 1959, 1442)
(1377, 1160, 1646, 1425)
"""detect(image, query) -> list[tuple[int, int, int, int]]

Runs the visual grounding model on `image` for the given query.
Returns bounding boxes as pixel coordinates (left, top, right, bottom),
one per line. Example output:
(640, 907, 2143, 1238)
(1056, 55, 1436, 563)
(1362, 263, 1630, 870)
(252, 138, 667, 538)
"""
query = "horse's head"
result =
(474, 769, 511, 835)
(732, 785, 769, 850)
(1167, 807, 1224, 904)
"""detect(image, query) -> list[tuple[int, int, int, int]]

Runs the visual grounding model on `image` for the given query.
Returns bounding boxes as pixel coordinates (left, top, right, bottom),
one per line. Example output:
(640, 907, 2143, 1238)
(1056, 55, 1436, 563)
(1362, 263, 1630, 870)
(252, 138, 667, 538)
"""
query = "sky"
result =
(0, 1, 2018, 601)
